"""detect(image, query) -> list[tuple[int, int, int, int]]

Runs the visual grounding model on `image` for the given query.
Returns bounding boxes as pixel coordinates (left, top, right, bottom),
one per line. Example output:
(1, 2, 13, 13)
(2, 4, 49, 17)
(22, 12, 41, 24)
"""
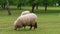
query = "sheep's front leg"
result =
(14, 27, 17, 30)
(23, 26, 26, 29)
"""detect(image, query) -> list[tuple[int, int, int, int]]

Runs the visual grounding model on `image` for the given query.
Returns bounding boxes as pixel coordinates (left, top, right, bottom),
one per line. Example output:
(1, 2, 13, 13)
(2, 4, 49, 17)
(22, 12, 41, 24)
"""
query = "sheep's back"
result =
(20, 14, 37, 25)
(21, 11, 30, 15)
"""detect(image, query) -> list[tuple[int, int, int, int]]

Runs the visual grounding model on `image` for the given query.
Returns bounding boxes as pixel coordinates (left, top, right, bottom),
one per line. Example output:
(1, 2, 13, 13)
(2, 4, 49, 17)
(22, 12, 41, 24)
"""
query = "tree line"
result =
(0, 0, 60, 15)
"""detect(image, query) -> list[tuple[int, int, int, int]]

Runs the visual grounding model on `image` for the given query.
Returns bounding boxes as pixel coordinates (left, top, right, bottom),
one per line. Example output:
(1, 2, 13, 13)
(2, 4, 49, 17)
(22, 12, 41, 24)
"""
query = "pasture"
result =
(0, 7, 60, 34)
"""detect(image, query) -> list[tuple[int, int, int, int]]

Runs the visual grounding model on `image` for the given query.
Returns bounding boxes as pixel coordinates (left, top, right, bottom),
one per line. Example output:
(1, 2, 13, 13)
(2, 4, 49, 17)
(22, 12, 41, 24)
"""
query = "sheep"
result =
(21, 11, 37, 29)
(14, 13, 37, 30)
(21, 11, 30, 15)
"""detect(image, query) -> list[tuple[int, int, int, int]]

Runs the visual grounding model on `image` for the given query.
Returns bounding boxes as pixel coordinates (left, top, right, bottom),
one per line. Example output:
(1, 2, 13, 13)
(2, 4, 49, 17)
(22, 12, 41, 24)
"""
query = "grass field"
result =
(0, 7, 60, 34)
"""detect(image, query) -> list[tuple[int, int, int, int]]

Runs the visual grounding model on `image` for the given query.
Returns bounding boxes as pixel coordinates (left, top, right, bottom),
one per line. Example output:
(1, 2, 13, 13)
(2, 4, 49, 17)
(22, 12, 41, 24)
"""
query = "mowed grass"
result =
(0, 9, 60, 34)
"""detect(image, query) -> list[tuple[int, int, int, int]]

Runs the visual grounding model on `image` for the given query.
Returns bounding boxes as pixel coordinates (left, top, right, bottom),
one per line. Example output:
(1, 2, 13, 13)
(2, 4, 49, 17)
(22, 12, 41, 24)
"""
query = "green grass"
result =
(0, 8, 60, 34)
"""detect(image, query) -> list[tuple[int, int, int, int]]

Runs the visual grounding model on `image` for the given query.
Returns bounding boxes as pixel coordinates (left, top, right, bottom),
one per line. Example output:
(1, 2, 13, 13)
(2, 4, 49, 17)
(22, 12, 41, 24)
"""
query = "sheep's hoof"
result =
(29, 28, 32, 30)
(34, 27, 36, 30)
(14, 28, 17, 30)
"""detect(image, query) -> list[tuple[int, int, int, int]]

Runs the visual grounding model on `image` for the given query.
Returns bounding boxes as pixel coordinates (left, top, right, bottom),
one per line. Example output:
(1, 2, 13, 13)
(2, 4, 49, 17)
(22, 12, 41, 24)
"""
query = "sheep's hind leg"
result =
(29, 25, 32, 30)
(23, 26, 26, 29)
(34, 22, 37, 29)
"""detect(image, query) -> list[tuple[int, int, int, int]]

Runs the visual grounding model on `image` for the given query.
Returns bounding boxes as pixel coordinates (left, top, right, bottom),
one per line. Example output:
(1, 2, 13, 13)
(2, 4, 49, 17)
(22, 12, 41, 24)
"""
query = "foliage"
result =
(0, 0, 60, 6)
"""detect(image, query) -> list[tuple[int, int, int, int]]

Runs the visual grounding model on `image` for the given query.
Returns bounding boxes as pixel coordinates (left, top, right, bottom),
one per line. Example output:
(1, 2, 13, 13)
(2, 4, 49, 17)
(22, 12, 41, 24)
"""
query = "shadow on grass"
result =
(35, 10, 60, 14)
(0, 28, 35, 32)
(14, 28, 36, 32)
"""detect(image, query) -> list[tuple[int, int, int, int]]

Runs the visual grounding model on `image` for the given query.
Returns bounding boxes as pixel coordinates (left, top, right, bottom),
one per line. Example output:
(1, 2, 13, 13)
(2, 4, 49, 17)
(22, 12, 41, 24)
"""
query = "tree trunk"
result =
(17, 4, 22, 10)
(1, 3, 6, 9)
(17, 4, 19, 9)
(3, 3, 6, 9)
(19, 4, 22, 10)
(36, 4, 38, 10)
(1, 4, 4, 8)
(45, 3, 48, 12)
(6, 0, 11, 15)
(7, 7, 11, 15)
(32, 3, 35, 13)
(59, 3, 60, 6)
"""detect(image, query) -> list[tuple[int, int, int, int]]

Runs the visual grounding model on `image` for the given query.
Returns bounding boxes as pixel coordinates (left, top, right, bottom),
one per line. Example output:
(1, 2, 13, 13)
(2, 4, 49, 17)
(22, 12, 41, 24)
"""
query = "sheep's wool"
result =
(21, 11, 30, 15)
(14, 13, 37, 28)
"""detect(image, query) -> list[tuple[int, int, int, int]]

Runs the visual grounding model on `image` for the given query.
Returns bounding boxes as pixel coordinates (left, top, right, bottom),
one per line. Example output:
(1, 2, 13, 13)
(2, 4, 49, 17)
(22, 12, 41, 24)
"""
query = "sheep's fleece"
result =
(21, 11, 30, 15)
(14, 13, 37, 28)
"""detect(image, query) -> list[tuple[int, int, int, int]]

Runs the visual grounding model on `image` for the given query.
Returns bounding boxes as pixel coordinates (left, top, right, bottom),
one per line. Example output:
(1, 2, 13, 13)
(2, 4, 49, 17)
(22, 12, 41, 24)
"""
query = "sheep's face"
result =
(14, 25, 23, 30)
